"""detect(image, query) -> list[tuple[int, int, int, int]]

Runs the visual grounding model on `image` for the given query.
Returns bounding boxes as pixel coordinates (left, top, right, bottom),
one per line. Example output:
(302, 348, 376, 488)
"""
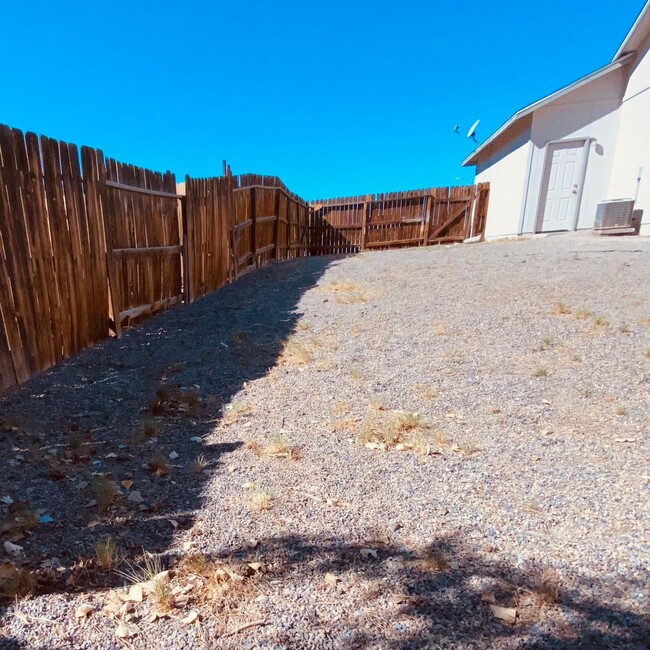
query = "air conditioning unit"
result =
(593, 199, 638, 235)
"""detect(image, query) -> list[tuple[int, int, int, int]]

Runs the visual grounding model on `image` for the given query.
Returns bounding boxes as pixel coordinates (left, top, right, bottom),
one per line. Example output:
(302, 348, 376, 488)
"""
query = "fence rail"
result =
(0, 122, 489, 393)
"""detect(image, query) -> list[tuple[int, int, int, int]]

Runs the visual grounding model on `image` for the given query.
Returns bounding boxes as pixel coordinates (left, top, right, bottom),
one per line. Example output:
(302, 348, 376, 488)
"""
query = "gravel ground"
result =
(1, 233, 649, 649)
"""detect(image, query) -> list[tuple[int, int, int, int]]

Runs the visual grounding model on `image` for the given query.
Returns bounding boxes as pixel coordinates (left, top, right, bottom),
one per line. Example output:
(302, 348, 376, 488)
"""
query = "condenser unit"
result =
(593, 199, 637, 234)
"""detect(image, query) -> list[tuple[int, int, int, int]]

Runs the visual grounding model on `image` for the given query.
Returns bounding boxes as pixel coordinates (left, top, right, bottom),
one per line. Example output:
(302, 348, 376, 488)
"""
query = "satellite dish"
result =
(467, 119, 480, 143)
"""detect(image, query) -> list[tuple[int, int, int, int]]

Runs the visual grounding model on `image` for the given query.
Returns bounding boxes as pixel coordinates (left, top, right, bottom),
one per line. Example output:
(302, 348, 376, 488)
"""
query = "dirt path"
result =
(1, 234, 649, 649)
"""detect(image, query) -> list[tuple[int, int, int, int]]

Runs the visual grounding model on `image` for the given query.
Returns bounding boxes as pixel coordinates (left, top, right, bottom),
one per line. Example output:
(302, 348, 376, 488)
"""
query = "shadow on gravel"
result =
(0, 256, 336, 607)
(10, 533, 645, 650)
(213, 534, 647, 650)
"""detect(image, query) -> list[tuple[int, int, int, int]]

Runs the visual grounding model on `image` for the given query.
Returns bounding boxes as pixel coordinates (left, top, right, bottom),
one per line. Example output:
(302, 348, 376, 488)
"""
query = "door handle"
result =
(572, 184, 578, 194)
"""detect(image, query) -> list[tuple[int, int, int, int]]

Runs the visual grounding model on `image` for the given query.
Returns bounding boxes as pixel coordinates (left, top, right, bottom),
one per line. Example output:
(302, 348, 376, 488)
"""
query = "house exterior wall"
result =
(608, 38, 650, 235)
(475, 117, 532, 238)
(520, 69, 625, 233)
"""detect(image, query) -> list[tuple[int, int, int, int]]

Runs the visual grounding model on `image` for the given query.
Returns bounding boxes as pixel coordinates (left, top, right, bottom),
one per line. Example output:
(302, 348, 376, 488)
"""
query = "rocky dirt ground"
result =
(0, 233, 649, 649)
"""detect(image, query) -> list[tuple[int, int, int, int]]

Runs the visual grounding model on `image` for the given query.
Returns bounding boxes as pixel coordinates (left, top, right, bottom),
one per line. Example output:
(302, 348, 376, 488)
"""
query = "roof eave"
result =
(462, 52, 635, 168)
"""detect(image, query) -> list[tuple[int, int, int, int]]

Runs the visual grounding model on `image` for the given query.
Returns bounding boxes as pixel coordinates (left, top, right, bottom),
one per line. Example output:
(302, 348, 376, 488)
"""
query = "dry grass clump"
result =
(223, 402, 252, 425)
(332, 400, 352, 416)
(94, 536, 119, 571)
(0, 562, 36, 602)
(322, 279, 369, 304)
(349, 367, 363, 382)
(116, 552, 164, 585)
(538, 335, 556, 351)
(279, 338, 313, 365)
(574, 308, 591, 320)
(191, 453, 210, 476)
(148, 384, 201, 418)
(245, 436, 300, 460)
(244, 437, 264, 457)
(1, 501, 38, 539)
(645, 348, 650, 359)
(411, 384, 439, 401)
(249, 486, 272, 511)
(359, 409, 443, 455)
(148, 450, 169, 477)
(514, 568, 562, 617)
(532, 366, 549, 378)
(93, 476, 117, 514)
(592, 315, 610, 328)
(552, 302, 571, 315)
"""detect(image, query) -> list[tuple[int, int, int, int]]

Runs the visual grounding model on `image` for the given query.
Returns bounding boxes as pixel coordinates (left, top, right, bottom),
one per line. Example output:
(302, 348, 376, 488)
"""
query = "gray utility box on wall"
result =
(593, 199, 639, 235)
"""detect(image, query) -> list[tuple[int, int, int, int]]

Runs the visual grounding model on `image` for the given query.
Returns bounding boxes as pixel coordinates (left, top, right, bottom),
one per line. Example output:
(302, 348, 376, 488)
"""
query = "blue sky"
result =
(1, 0, 644, 199)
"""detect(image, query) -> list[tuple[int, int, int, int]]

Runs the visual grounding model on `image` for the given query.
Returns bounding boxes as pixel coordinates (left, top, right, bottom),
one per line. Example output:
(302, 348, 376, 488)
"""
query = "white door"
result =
(539, 141, 585, 232)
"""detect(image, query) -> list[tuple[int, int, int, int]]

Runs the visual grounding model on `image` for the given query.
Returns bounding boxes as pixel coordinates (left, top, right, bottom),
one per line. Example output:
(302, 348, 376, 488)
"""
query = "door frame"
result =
(534, 137, 591, 233)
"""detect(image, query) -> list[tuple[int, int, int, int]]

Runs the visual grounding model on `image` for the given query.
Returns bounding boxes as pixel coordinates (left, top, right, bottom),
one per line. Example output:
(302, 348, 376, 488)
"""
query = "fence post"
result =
(360, 195, 371, 251)
(181, 176, 191, 304)
(250, 187, 257, 268)
(274, 188, 281, 260)
(422, 193, 433, 246)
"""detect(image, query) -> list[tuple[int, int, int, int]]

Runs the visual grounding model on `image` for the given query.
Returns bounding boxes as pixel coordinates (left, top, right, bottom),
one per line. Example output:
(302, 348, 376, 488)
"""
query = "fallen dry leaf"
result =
(169, 451, 179, 460)
(489, 604, 517, 623)
(615, 438, 635, 443)
(121, 480, 134, 490)
(364, 442, 385, 451)
(119, 583, 144, 603)
(324, 572, 340, 586)
(181, 610, 199, 625)
(115, 621, 138, 638)
(247, 562, 263, 573)
(75, 603, 96, 618)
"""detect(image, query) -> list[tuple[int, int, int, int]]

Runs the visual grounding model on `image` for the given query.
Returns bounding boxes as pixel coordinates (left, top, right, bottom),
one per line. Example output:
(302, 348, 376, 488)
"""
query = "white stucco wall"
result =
(475, 118, 532, 238)
(520, 69, 625, 233)
(608, 39, 650, 235)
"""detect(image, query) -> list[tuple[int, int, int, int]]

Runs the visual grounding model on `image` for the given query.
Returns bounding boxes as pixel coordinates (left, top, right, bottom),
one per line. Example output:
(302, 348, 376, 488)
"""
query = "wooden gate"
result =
(101, 158, 183, 337)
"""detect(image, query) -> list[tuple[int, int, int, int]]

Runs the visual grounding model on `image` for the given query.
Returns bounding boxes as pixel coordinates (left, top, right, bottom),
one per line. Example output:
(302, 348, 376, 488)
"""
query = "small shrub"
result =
(575, 308, 591, 320)
(532, 367, 548, 378)
(593, 315, 609, 328)
(619, 323, 631, 334)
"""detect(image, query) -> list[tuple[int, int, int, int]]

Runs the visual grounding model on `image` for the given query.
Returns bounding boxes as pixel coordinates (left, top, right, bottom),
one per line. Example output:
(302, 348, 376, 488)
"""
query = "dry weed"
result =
(249, 487, 272, 511)
(93, 476, 116, 514)
(148, 450, 169, 477)
(94, 536, 119, 571)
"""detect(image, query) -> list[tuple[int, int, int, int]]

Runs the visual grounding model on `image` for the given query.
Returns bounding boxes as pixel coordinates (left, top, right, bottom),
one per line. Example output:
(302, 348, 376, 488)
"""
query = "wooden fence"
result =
(310, 183, 489, 255)
(183, 174, 309, 302)
(0, 121, 490, 393)
(0, 126, 109, 391)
